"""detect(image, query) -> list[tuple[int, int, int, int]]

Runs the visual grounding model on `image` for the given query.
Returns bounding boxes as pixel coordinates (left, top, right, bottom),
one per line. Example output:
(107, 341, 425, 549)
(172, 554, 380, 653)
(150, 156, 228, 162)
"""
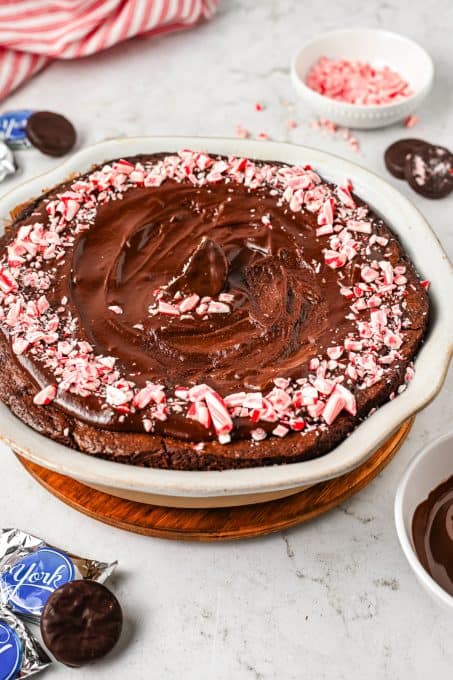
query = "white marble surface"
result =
(0, 1, 452, 678)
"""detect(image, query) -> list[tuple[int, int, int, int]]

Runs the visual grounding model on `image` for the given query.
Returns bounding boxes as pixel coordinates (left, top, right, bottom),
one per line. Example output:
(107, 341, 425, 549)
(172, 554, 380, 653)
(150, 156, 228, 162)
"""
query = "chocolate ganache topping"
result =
(0, 151, 428, 451)
(81, 179, 335, 396)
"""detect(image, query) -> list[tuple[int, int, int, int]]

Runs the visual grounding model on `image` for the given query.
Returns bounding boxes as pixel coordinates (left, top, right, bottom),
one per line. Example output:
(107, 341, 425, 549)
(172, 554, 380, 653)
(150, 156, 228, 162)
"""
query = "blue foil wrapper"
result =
(0, 606, 50, 678)
(0, 110, 34, 149)
(0, 529, 117, 624)
(0, 142, 15, 183)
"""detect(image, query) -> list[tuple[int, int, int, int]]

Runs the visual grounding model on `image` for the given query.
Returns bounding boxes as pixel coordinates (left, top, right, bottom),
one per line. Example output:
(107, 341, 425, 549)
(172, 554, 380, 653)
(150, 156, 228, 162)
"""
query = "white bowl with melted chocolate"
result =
(0, 137, 451, 508)
(395, 432, 453, 610)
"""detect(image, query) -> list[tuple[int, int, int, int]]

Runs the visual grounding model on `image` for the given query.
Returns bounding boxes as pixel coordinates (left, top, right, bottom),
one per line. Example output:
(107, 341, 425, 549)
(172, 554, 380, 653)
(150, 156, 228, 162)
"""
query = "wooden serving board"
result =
(16, 418, 414, 541)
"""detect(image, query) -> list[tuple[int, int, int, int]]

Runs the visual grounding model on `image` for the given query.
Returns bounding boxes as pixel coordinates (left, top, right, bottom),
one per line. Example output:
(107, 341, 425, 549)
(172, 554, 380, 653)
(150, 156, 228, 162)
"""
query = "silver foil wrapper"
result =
(0, 606, 51, 678)
(0, 141, 15, 182)
(0, 528, 117, 624)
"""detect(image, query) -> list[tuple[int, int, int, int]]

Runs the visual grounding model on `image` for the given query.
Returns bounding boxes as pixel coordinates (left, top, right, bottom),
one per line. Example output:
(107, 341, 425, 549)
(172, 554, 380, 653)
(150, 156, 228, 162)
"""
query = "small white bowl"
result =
(395, 432, 453, 610)
(291, 28, 434, 129)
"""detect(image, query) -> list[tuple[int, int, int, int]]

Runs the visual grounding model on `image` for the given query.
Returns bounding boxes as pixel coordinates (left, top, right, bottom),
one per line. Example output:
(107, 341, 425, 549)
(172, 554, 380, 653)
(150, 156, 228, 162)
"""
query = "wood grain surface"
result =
(16, 418, 414, 541)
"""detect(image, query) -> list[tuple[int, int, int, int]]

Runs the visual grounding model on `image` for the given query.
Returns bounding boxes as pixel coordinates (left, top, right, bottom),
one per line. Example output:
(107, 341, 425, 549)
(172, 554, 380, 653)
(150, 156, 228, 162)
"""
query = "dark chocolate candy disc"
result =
(40, 580, 122, 667)
(404, 144, 453, 199)
(26, 111, 76, 157)
(384, 138, 427, 179)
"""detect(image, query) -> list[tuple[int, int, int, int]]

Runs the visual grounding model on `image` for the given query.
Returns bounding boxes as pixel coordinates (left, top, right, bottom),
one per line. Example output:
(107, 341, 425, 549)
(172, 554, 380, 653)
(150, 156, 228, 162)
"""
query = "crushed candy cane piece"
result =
(272, 424, 289, 438)
(251, 428, 267, 441)
(235, 125, 250, 139)
(33, 384, 57, 405)
(322, 390, 346, 425)
(404, 115, 418, 128)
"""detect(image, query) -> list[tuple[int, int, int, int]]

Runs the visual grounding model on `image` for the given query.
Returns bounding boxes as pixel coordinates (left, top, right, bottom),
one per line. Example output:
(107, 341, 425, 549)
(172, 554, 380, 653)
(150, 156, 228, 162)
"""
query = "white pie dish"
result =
(291, 29, 434, 129)
(0, 136, 451, 508)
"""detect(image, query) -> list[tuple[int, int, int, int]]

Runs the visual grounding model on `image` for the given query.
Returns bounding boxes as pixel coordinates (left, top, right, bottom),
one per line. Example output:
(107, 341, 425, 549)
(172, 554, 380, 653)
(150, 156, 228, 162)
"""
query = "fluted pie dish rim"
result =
(0, 137, 450, 499)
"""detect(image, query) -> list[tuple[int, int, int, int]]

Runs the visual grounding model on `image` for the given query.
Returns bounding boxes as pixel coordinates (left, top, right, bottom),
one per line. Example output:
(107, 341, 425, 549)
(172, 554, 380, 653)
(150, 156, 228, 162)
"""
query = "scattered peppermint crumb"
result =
(235, 124, 250, 139)
(309, 118, 360, 152)
(404, 115, 419, 128)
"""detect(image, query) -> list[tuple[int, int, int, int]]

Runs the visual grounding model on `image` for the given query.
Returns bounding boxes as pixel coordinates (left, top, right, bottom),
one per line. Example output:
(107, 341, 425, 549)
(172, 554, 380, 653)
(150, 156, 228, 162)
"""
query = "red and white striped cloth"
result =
(0, 0, 219, 101)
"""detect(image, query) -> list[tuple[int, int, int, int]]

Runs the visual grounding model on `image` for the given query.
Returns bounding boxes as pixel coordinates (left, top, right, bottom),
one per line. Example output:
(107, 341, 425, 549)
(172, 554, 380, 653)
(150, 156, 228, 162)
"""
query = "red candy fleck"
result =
(317, 197, 335, 227)
(235, 125, 250, 139)
(187, 401, 211, 429)
(322, 390, 346, 426)
(324, 250, 347, 269)
(179, 294, 200, 313)
(0, 268, 17, 293)
(158, 300, 180, 316)
(309, 119, 361, 153)
(251, 428, 267, 441)
(272, 424, 289, 438)
(207, 301, 230, 314)
(290, 418, 306, 431)
(404, 115, 418, 128)
(204, 389, 233, 436)
(12, 337, 30, 355)
(337, 185, 356, 209)
(33, 384, 56, 405)
(334, 384, 357, 416)
(327, 346, 343, 360)
(133, 385, 157, 410)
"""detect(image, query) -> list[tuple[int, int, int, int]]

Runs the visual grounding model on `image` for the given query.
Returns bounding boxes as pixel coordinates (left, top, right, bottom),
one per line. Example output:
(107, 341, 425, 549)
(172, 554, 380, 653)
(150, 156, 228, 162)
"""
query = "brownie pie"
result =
(0, 151, 429, 469)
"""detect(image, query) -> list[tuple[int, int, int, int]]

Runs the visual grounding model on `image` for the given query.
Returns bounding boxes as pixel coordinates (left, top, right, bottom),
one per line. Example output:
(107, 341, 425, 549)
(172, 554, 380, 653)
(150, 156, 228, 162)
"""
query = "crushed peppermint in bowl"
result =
(306, 57, 413, 106)
(291, 29, 433, 129)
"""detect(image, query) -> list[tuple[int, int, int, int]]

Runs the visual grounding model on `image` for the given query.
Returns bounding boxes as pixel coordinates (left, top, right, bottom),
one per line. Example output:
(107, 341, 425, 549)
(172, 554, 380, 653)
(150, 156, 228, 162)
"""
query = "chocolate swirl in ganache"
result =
(49, 181, 342, 435)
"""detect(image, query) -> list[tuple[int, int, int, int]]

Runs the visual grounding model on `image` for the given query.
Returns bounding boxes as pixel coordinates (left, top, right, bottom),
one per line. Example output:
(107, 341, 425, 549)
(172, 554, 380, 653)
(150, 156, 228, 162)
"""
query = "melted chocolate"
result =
(168, 237, 228, 297)
(412, 475, 453, 596)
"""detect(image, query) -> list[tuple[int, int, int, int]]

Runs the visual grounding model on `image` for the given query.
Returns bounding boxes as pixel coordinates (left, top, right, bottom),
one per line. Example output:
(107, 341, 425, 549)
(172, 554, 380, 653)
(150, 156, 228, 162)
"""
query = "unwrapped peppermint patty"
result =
(26, 111, 76, 157)
(404, 144, 453, 199)
(41, 580, 123, 668)
(384, 138, 427, 179)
